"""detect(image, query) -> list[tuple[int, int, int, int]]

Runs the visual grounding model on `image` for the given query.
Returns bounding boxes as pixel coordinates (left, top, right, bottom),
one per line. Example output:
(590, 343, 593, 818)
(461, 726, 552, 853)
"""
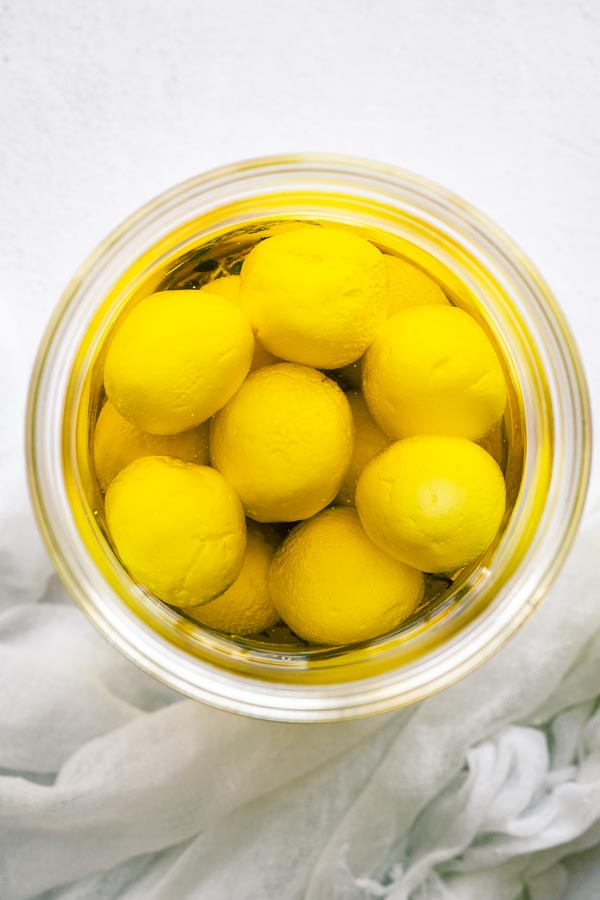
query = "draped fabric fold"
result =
(1, 443, 599, 898)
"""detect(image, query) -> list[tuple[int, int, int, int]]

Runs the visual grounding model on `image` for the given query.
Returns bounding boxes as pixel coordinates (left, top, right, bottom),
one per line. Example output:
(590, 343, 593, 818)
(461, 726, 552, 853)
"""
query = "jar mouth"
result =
(26, 154, 592, 721)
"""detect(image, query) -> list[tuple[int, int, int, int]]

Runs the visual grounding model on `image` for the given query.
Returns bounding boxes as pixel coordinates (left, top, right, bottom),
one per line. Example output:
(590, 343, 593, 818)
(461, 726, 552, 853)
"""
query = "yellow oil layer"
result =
(63, 192, 546, 686)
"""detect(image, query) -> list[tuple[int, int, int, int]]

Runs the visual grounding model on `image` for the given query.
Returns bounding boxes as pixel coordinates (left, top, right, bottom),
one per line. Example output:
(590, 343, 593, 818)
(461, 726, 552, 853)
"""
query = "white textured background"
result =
(1, 2, 600, 899)
(2, 0, 599, 469)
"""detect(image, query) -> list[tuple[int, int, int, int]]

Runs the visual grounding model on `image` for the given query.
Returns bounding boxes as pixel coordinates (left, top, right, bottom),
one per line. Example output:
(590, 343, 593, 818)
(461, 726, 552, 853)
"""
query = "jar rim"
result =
(26, 154, 592, 721)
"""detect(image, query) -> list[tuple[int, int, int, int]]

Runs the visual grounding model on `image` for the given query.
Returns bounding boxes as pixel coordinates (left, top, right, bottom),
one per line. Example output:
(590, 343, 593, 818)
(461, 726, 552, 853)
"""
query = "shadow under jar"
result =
(26, 155, 591, 722)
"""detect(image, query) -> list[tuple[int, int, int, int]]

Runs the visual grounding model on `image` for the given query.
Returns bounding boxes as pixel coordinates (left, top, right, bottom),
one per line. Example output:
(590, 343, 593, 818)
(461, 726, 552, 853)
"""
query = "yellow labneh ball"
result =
(239, 225, 389, 369)
(270, 508, 424, 645)
(185, 526, 279, 635)
(336, 391, 391, 506)
(363, 306, 507, 441)
(199, 274, 241, 302)
(338, 258, 447, 388)
(105, 456, 246, 607)
(104, 290, 254, 435)
(384, 255, 449, 315)
(356, 436, 506, 573)
(93, 400, 210, 490)
(200, 275, 278, 372)
(210, 363, 354, 522)
(389, 238, 474, 306)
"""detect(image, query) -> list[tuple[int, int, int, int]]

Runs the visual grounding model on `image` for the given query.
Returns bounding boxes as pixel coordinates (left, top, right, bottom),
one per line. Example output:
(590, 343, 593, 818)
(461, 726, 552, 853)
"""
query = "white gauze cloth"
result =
(1, 431, 600, 900)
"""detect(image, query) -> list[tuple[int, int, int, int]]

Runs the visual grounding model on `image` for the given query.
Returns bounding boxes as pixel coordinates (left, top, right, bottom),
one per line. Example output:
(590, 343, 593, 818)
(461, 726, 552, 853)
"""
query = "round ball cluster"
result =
(96, 225, 508, 645)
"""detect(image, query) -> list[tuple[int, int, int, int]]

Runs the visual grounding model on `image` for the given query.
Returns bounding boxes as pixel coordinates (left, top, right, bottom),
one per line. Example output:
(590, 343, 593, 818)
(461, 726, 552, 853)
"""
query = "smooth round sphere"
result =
(336, 391, 391, 506)
(186, 526, 279, 635)
(200, 275, 278, 372)
(104, 290, 254, 434)
(105, 457, 246, 607)
(356, 436, 506, 573)
(239, 225, 388, 368)
(94, 400, 210, 490)
(363, 305, 507, 441)
(270, 508, 424, 645)
(384, 255, 449, 315)
(210, 363, 354, 522)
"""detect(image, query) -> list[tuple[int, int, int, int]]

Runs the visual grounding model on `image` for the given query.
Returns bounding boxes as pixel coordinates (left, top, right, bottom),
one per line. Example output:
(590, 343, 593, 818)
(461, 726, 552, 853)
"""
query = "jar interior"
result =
(66, 196, 528, 674)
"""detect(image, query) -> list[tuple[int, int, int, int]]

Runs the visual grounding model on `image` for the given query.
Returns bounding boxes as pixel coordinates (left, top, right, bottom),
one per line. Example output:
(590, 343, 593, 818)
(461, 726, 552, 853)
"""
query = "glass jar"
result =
(26, 155, 591, 722)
